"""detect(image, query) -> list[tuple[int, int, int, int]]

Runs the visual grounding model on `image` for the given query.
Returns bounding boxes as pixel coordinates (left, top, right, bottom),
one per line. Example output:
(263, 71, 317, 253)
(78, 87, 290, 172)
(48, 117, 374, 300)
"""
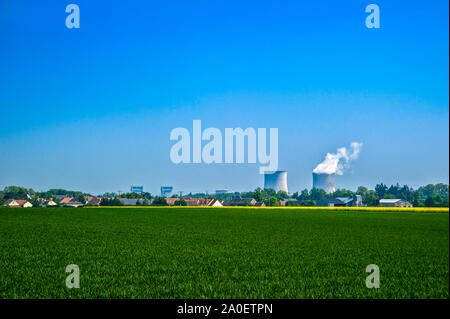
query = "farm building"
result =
(379, 199, 413, 207)
(317, 195, 363, 207)
(316, 198, 346, 207)
(3, 199, 33, 208)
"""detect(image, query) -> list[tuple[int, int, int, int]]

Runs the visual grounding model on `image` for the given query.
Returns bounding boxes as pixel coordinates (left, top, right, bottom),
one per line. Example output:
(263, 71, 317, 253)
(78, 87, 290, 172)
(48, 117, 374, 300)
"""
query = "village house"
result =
(207, 198, 223, 207)
(40, 200, 57, 207)
(59, 197, 84, 207)
(165, 198, 179, 206)
(379, 199, 413, 207)
(174, 197, 223, 206)
(85, 196, 101, 206)
(3, 199, 33, 208)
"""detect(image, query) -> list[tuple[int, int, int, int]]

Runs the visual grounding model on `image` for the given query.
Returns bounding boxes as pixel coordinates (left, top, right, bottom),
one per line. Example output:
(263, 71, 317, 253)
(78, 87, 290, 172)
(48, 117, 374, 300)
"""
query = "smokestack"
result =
(312, 172, 335, 194)
(264, 171, 288, 193)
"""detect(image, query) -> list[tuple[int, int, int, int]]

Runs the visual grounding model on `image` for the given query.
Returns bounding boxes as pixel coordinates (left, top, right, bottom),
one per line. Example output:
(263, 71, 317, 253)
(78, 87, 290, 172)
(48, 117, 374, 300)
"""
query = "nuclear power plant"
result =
(264, 171, 288, 193)
(312, 172, 335, 194)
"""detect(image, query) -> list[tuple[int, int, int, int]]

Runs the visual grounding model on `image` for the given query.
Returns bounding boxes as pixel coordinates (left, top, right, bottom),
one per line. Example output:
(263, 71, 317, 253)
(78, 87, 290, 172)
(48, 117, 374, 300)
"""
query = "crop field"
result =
(0, 207, 448, 299)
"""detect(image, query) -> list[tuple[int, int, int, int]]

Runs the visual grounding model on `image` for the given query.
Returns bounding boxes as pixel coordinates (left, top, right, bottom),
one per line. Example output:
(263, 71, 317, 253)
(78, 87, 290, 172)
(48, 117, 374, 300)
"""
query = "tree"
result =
(333, 189, 354, 197)
(266, 197, 280, 207)
(309, 188, 327, 201)
(417, 184, 449, 199)
(76, 194, 86, 204)
(364, 190, 379, 206)
(121, 192, 142, 199)
(29, 198, 41, 207)
(357, 186, 368, 194)
(100, 198, 123, 206)
(152, 197, 168, 206)
(375, 183, 388, 198)
(424, 196, 435, 207)
(300, 200, 316, 206)
(412, 192, 423, 207)
(299, 189, 309, 201)
(253, 187, 264, 202)
(285, 200, 299, 207)
(3, 186, 34, 200)
(174, 200, 187, 206)
(263, 188, 276, 199)
(276, 191, 289, 201)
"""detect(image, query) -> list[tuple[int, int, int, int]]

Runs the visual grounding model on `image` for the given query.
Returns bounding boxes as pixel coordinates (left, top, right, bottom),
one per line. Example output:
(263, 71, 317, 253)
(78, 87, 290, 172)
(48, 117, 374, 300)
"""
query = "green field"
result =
(0, 207, 448, 298)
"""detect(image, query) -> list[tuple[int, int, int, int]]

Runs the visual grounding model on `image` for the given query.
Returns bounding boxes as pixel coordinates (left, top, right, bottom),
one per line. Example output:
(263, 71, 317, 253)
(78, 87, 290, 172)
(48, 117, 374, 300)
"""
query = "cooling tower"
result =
(312, 172, 335, 194)
(264, 171, 288, 193)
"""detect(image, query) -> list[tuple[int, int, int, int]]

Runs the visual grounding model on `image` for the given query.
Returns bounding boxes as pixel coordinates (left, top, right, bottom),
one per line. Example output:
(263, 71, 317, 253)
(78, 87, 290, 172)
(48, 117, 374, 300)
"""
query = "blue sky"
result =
(0, 0, 448, 195)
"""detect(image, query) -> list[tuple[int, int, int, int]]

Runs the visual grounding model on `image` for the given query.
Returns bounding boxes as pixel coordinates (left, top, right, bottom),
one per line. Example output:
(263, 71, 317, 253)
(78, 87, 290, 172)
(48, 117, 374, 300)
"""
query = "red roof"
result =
(59, 197, 73, 204)
(3, 199, 16, 206)
(3, 199, 30, 207)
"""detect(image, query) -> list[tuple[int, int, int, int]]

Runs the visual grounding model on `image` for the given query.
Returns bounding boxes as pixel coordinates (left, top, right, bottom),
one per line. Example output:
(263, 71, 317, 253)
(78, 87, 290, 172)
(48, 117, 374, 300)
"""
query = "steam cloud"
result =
(313, 142, 363, 175)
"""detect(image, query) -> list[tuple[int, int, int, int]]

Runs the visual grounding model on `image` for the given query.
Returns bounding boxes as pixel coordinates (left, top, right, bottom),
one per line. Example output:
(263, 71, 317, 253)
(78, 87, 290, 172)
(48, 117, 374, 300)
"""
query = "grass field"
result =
(0, 207, 448, 298)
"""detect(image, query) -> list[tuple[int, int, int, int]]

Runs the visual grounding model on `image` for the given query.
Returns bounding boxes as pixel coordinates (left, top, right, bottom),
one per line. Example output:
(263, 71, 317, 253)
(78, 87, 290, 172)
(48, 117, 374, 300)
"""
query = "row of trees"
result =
(100, 192, 153, 200)
(288, 183, 449, 207)
(99, 196, 166, 206)
(0, 186, 88, 201)
(1, 183, 449, 207)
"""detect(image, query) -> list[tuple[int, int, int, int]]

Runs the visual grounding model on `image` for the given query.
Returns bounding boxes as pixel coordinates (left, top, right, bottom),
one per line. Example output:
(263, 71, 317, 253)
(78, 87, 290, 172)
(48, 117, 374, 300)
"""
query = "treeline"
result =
(182, 183, 449, 207)
(100, 192, 153, 200)
(99, 196, 166, 206)
(290, 183, 449, 207)
(0, 186, 87, 201)
(1, 183, 448, 207)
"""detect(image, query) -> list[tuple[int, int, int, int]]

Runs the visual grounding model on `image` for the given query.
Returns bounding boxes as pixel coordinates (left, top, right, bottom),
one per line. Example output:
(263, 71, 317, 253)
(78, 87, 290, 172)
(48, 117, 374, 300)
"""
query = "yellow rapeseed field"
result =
(85, 206, 449, 212)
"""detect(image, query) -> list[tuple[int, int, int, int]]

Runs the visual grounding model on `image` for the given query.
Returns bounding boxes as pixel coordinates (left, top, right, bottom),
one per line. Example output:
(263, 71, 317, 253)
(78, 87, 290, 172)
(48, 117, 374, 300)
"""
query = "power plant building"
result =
(215, 189, 230, 194)
(264, 171, 288, 193)
(130, 186, 143, 194)
(312, 172, 335, 194)
(160, 186, 173, 197)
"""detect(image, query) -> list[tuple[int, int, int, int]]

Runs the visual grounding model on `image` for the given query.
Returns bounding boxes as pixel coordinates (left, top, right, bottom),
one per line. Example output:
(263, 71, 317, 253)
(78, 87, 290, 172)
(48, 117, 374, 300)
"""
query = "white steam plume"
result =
(313, 142, 363, 175)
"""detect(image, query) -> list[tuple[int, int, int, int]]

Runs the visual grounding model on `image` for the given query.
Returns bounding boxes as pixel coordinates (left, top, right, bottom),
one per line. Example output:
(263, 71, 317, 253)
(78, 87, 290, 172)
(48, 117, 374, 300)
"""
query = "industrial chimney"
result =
(312, 172, 335, 194)
(264, 171, 288, 193)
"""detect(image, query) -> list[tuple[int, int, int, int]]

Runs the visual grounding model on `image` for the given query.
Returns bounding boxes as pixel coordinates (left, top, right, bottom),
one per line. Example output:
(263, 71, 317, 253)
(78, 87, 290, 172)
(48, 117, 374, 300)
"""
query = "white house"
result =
(41, 200, 57, 207)
(379, 199, 413, 207)
(207, 198, 223, 207)
(3, 199, 33, 208)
